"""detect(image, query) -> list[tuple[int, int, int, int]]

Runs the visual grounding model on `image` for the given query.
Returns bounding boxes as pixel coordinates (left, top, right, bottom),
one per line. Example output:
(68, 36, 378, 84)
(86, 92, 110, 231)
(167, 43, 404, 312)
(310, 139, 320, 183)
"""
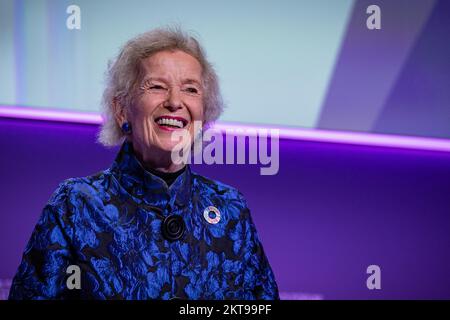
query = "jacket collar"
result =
(110, 141, 192, 210)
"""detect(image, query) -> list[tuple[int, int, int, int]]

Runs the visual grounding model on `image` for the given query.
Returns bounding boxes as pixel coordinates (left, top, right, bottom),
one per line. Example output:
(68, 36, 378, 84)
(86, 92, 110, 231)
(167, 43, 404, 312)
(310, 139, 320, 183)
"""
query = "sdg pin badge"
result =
(203, 206, 221, 224)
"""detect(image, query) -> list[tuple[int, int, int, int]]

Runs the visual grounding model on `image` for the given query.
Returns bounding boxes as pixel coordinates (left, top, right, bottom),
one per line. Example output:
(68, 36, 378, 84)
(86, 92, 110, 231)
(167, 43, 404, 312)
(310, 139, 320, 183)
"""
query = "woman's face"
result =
(123, 50, 204, 164)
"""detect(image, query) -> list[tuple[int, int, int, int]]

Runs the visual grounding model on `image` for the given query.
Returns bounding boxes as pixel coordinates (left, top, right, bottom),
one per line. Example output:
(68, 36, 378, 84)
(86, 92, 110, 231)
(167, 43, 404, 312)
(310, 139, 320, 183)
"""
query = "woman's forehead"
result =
(141, 50, 202, 81)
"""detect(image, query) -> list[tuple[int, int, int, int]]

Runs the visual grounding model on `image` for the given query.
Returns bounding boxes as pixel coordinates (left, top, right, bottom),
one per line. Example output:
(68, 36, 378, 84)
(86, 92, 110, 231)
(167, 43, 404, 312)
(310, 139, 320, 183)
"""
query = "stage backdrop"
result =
(1, 0, 450, 300)
(1, 0, 450, 139)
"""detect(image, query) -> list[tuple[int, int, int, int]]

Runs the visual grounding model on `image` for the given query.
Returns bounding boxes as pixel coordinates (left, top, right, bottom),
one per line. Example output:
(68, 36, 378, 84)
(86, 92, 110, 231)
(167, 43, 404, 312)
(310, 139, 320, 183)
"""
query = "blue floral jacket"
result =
(9, 141, 279, 300)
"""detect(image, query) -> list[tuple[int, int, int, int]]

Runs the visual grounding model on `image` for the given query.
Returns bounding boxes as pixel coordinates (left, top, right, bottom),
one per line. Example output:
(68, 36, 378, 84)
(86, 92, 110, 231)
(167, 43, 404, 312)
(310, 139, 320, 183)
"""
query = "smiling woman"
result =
(8, 26, 279, 300)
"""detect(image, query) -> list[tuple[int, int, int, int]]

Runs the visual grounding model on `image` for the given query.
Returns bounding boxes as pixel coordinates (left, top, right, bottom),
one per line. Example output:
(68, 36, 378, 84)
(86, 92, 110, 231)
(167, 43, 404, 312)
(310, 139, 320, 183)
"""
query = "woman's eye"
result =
(150, 85, 166, 90)
(184, 87, 199, 94)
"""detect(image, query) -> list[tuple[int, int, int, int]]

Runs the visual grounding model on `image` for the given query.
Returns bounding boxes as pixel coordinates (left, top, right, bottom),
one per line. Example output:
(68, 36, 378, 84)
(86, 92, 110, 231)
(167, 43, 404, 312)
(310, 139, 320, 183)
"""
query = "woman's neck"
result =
(130, 140, 185, 173)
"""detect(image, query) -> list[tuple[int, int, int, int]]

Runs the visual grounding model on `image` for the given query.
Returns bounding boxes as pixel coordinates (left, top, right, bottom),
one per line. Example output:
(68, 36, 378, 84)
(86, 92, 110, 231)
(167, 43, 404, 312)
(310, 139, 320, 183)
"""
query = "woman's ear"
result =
(112, 96, 127, 126)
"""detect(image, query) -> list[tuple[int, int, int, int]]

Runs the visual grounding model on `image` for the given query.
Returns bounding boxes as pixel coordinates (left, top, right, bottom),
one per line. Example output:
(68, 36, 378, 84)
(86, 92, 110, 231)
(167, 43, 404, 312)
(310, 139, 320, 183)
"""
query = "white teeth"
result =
(156, 117, 184, 128)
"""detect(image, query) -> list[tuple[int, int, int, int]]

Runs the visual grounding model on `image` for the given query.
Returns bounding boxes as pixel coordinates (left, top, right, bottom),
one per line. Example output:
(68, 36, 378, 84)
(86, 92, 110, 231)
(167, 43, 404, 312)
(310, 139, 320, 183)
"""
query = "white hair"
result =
(97, 26, 224, 146)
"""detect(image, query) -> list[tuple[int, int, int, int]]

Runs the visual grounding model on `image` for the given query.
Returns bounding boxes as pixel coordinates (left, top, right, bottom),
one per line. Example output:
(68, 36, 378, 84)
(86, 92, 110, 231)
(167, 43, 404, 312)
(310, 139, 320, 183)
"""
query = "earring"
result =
(121, 122, 132, 134)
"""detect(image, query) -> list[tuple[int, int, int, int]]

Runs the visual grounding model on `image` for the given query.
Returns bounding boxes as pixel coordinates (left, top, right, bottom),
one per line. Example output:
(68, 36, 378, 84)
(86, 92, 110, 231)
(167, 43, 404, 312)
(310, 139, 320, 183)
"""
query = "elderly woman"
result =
(9, 27, 279, 300)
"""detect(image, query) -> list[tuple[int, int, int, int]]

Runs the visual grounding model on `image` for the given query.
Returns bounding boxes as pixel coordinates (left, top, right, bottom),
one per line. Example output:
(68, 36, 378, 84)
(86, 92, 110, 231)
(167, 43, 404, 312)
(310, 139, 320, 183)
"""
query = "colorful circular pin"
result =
(203, 206, 221, 224)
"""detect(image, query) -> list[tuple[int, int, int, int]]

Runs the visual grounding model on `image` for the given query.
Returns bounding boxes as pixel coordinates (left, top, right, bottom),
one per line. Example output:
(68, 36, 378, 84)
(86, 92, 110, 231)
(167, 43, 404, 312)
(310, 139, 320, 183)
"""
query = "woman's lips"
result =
(154, 115, 188, 131)
(157, 124, 184, 132)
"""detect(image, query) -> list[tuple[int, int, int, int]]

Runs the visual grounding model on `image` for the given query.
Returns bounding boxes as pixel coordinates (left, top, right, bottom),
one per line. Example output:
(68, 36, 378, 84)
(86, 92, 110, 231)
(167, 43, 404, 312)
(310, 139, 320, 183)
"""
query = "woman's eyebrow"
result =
(143, 76, 168, 83)
(143, 76, 201, 86)
(182, 78, 201, 86)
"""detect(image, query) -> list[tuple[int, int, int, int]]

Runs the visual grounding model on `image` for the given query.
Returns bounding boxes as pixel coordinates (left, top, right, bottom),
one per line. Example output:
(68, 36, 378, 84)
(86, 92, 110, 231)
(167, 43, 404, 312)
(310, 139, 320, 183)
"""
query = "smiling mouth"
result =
(154, 116, 188, 130)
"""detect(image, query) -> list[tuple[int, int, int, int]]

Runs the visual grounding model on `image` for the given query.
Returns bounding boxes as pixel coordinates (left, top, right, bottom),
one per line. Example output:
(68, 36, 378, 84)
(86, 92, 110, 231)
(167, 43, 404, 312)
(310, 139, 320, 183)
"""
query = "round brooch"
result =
(203, 206, 221, 224)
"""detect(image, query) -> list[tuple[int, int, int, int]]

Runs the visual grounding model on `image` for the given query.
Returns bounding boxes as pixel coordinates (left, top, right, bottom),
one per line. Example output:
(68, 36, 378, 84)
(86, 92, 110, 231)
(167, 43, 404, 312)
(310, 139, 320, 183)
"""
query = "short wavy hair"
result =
(98, 26, 224, 146)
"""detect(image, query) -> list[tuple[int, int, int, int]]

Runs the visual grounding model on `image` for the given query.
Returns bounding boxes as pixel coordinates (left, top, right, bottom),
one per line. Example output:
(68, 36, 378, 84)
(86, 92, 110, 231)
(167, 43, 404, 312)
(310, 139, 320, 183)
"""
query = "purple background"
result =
(2, 0, 450, 300)
(1, 116, 450, 299)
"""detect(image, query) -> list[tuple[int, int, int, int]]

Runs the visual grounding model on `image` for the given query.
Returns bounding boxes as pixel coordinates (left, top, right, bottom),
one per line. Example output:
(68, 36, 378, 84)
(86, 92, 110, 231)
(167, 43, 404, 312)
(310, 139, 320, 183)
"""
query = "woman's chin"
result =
(154, 141, 186, 153)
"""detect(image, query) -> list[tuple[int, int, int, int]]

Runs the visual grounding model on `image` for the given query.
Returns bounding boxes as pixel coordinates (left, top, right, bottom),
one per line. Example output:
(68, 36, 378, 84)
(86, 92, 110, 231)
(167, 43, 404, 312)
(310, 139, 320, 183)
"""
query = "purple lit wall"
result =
(1, 117, 450, 299)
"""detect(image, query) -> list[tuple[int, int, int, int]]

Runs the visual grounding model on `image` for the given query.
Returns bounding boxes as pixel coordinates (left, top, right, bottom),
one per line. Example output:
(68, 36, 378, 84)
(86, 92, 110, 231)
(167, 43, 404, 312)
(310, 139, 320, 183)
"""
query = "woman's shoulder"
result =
(190, 171, 248, 207)
(47, 169, 112, 208)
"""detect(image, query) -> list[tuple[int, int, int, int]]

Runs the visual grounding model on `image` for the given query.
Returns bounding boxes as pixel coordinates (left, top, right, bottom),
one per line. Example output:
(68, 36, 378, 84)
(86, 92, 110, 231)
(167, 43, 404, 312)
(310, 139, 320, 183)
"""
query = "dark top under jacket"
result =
(9, 141, 279, 300)
(147, 165, 186, 187)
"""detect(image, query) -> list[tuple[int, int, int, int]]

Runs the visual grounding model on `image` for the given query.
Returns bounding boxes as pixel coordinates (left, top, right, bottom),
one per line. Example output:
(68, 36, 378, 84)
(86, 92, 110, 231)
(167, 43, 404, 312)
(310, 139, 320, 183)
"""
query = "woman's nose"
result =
(165, 87, 183, 110)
